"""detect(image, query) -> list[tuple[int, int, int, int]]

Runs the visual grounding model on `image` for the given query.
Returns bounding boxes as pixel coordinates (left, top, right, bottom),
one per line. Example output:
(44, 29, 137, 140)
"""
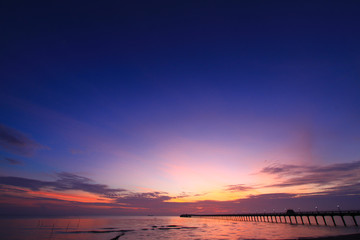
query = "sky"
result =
(1, 0, 360, 216)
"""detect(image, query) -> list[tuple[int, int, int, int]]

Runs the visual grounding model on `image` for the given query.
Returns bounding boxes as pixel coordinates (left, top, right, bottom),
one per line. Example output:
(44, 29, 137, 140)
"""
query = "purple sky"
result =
(1, 1, 360, 216)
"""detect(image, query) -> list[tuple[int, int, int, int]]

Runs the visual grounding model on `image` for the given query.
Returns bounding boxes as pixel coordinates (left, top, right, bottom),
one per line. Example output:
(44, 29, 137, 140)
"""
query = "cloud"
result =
(259, 160, 360, 191)
(0, 176, 49, 191)
(173, 192, 191, 199)
(53, 172, 127, 196)
(0, 172, 127, 197)
(2, 157, 23, 165)
(0, 124, 46, 156)
(226, 184, 253, 192)
(1, 160, 360, 217)
(246, 193, 297, 199)
(322, 182, 360, 196)
(260, 164, 304, 175)
(0, 173, 183, 215)
(116, 191, 172, 205)
(1, 171, 360, 216)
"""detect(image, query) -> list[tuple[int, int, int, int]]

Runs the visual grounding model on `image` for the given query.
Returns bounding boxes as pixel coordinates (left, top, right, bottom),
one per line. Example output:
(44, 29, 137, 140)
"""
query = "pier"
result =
(180, 210, 360, 227)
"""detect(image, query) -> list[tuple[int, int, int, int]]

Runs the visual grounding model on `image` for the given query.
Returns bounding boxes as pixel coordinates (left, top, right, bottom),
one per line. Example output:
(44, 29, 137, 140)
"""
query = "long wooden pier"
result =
(180, 210, 360, 227)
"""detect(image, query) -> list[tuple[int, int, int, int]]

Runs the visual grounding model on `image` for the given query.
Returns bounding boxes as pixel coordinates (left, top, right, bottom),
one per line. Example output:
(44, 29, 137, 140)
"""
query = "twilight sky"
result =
(1, 1, 360, 216)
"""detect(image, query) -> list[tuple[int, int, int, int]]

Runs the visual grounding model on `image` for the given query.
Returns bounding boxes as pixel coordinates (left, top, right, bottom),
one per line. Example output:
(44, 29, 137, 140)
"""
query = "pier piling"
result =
(180, 210, 360, 227)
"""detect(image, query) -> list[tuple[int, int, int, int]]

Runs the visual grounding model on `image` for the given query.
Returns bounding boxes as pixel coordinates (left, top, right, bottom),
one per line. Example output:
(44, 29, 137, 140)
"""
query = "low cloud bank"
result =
(1, 161, 359, 217)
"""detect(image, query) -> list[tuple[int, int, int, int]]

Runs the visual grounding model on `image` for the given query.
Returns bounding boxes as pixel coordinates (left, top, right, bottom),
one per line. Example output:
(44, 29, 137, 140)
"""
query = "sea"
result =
(0, 216, 359, 240)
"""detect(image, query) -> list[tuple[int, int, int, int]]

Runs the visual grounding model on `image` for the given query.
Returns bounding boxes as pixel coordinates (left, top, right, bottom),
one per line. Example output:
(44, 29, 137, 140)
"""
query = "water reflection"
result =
(0, 216, 359, 240)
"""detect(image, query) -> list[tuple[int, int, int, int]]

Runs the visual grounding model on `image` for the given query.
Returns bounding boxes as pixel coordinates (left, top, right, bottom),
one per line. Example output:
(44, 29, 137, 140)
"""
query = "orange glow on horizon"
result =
(2, 185, 113, 204)
(27, 190, 113, 203)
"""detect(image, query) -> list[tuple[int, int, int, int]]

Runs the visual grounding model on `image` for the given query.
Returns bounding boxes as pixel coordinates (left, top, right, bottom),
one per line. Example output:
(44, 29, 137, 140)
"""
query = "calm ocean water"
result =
(0, 216, 359, 240)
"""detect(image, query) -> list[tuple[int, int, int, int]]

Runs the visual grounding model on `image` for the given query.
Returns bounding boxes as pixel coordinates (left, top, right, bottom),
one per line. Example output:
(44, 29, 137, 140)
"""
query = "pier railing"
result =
(180, 210, 360, 227)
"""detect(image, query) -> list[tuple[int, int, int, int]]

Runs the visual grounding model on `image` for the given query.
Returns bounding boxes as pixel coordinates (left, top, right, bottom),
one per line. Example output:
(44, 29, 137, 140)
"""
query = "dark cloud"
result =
(226, 184, 253, 192)
(260, 160, 360, 191)
(109, 191, 178, 215)
(53, 172, 127, 196)
(0, 176, 49, 191)
(0, 124, 45, 156)
(0, 172, 127, 196)
(2, 157, 23, 165)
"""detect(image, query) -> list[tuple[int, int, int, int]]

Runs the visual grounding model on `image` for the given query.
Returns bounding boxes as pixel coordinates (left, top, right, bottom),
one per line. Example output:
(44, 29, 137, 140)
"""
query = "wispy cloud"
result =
(225, 184, 253, 192)
(0, 124, 46, 156)
(2, 157, 23, 165)
(0, 176, 48, 191)
(260, 164, 304, 175)
(322, 182, 360, 196)
(116, 191, 172, 206)
(247, 193, 297, 199)
(259, 160, 360, 192)
(0, 172, 127, 197)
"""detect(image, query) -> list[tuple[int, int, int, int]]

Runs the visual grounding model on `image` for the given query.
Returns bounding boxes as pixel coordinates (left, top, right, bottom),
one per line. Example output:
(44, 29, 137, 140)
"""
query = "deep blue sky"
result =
(1, 1, 360, 215)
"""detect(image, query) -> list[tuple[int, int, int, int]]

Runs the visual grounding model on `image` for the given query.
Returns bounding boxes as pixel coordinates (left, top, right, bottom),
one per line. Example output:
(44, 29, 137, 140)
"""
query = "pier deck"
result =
(180, 210, 360, 227)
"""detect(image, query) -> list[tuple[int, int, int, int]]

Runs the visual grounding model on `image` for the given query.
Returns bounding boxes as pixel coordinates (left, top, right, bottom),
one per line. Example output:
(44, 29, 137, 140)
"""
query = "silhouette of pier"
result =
(180, 210, 360, 227)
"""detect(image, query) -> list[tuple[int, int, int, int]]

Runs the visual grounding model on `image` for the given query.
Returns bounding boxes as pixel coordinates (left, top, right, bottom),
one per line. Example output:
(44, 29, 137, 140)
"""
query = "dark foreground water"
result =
(0, 216, 359, 240)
